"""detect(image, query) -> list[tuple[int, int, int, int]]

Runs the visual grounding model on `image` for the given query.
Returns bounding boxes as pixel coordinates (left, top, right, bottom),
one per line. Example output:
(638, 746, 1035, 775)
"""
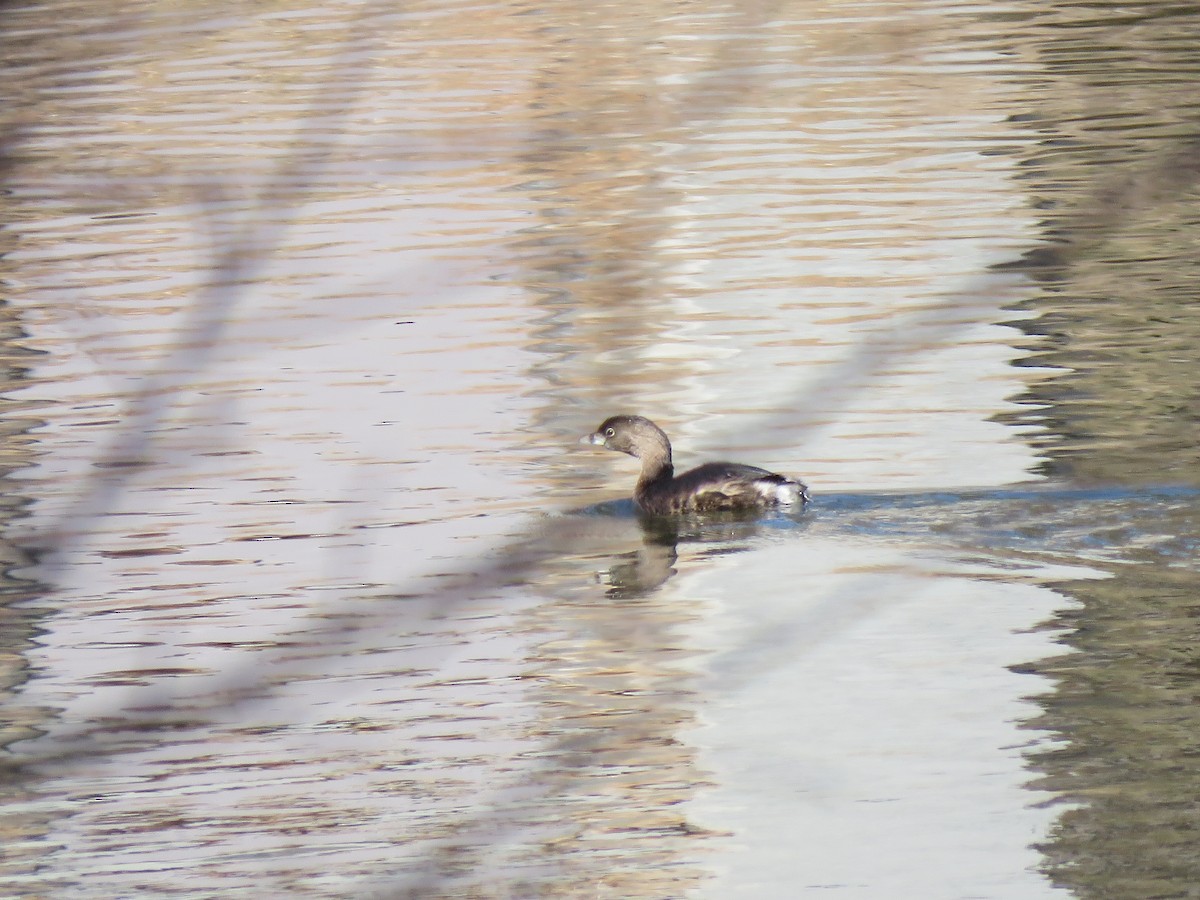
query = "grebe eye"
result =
(605, 427, 615, 437)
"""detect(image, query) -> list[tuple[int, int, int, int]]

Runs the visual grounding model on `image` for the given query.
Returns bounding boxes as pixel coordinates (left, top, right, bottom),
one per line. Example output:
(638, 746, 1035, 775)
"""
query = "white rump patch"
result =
(755, 479, 804, 505)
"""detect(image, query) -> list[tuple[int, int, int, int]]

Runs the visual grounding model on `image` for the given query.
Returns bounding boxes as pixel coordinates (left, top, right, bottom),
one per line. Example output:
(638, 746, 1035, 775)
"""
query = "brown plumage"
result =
(581, 415, 809, 516)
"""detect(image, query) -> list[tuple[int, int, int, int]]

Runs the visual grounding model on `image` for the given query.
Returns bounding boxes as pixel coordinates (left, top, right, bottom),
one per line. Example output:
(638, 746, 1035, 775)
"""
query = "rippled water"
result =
(2, 0, 1199, 896)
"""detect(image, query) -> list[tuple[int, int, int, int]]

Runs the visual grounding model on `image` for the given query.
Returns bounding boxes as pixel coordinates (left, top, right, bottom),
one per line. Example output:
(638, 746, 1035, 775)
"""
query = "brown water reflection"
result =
(2, 0, 1197, 896)
(995, 2, 1200, 896)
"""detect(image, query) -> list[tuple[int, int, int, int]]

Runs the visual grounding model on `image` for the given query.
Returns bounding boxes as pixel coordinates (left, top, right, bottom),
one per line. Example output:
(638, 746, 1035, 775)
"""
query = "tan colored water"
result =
(3, 0, 1199, 896)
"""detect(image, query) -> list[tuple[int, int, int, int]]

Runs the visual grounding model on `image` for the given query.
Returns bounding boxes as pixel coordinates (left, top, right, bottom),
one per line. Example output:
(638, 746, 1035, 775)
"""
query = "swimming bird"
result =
(582, 414, 809, 515)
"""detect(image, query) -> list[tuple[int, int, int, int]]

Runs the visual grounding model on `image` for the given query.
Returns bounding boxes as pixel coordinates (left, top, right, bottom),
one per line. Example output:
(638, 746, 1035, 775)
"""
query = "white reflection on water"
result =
(0, 0, 1079, 896)
(682, 539, 1086, 899)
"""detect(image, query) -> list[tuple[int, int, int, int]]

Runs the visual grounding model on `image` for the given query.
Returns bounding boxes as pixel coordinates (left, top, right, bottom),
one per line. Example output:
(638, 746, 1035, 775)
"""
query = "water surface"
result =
(1, 0, 1199, 896)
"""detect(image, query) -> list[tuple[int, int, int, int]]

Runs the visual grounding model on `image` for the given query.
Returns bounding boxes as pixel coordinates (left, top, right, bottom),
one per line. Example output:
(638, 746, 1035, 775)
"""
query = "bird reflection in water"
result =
(589, 501, 805, 599)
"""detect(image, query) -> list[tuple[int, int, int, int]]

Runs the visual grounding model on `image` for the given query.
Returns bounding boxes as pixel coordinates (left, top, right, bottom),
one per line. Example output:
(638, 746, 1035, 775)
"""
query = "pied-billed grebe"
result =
(582, 414, 809, 516)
